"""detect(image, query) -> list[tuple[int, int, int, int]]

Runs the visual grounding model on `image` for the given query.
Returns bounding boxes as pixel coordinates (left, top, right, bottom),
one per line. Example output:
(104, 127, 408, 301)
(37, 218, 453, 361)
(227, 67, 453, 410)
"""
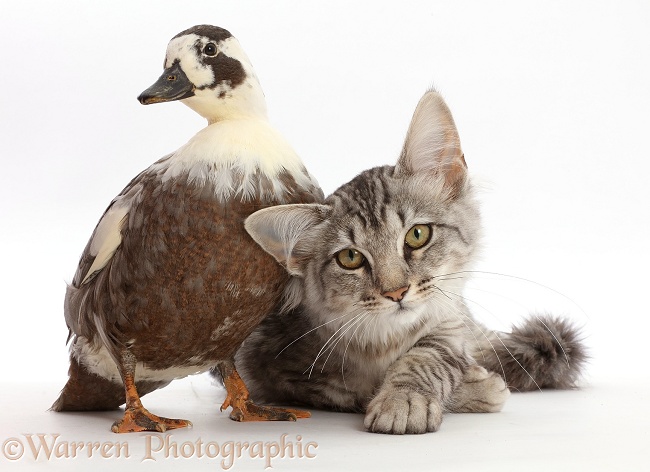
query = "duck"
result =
(51, 24, 323, 433)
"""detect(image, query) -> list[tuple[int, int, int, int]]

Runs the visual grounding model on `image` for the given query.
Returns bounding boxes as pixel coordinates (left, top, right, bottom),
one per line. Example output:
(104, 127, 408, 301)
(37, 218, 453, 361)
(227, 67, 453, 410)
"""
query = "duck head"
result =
(138, 25, 267, 123)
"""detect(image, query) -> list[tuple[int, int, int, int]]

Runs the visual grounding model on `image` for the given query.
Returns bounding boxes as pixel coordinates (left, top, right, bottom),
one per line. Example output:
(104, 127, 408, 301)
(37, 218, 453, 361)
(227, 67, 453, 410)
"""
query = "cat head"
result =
(246, 90, 481, 344)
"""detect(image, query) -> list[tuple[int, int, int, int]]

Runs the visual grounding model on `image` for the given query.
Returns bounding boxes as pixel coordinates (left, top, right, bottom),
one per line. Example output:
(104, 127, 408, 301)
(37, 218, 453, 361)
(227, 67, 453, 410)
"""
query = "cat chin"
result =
(384, 303, 433, 328)
(384, 298, 461, 328)
(352, 305, 437, 351)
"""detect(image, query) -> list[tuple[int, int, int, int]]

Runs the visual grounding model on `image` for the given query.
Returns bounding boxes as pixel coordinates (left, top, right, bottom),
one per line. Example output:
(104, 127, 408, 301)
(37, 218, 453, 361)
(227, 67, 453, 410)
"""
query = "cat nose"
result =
(382, 285, 410, 302)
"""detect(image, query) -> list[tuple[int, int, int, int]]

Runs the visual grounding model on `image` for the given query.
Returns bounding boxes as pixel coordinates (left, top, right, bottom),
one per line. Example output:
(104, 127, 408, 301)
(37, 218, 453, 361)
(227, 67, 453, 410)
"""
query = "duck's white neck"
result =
(152, 118, 314, 203)
(182, 75, 268, 124)
(178, 118, 300, 172)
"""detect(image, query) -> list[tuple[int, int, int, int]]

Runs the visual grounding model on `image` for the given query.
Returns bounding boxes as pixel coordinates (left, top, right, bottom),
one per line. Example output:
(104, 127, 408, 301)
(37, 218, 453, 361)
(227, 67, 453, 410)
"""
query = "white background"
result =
(0, 1, 648, 470)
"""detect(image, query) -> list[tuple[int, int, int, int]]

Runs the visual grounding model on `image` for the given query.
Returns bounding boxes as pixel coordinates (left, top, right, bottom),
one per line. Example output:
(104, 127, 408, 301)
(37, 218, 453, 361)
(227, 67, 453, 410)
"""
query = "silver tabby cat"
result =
(231, 90, 586, 434)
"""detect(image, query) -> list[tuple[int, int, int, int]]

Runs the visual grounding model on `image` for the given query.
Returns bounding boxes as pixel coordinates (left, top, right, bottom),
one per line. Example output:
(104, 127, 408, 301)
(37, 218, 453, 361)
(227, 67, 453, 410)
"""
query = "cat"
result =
(227, 89, 586, 434)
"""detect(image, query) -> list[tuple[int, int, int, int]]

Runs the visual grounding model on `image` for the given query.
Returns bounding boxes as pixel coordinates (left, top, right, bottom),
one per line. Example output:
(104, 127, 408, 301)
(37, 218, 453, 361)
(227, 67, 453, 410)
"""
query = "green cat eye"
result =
(405, 224, 432, 249)
(336, 248, 365, 269)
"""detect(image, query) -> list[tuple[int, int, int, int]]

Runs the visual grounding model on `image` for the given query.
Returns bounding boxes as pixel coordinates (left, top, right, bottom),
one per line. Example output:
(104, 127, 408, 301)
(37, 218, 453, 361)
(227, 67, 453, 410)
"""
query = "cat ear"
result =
(244, 203, 331, 277)
(395, 90, 467, 197)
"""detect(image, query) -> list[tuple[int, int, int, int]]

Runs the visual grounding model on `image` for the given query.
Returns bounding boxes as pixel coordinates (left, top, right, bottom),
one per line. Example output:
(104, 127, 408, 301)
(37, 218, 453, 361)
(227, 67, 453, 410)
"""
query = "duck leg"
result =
(216, 360, 310, 422)
(111, 350, 192, 433)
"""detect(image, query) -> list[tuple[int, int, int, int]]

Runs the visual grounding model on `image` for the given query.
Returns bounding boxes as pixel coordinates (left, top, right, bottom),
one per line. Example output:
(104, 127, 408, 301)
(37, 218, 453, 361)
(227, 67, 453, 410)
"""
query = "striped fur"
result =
(233, 90, 585, 434)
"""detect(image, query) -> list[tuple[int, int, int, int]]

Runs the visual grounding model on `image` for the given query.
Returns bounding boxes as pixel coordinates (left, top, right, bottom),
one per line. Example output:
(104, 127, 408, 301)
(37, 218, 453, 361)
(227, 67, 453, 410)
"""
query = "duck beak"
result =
(138, 61, 195, 105)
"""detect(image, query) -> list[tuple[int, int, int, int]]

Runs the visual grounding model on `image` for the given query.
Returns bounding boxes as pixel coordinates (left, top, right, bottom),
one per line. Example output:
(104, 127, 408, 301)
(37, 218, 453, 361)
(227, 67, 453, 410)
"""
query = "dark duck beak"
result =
(138, 60, 195, 105)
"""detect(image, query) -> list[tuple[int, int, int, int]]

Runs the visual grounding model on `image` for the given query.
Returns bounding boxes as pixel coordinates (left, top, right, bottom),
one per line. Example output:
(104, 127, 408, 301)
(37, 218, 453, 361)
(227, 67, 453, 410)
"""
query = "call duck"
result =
(51, 25, 323, 433)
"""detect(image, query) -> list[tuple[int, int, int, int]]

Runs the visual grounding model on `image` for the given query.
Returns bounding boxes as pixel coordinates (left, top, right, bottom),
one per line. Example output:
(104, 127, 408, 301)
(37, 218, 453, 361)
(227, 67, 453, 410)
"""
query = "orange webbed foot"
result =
(220, 367, 310, 422)
(111, 406, 192, 433)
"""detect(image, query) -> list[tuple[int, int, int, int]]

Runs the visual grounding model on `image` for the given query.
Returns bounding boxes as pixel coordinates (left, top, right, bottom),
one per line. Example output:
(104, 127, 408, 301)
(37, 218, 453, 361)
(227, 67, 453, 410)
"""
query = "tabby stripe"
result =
(433, 223, 467, 245)
(347, 227, 357, 246)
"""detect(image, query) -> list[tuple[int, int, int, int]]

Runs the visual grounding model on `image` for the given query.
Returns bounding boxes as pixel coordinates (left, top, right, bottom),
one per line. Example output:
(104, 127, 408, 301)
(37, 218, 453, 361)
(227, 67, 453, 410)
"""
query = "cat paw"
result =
(364, 387, 443, 434)
(449, 365, 510, 413)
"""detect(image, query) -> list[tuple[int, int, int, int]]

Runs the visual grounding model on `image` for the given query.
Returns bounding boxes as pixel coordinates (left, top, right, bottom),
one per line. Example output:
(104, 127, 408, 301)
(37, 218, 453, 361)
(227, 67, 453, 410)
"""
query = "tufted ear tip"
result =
(396, 90, 467, 197)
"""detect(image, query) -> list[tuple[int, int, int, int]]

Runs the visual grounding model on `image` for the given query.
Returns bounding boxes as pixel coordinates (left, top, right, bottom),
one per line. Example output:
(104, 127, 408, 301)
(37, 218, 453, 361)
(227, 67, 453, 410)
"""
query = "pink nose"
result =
(382, 285, 410, 302)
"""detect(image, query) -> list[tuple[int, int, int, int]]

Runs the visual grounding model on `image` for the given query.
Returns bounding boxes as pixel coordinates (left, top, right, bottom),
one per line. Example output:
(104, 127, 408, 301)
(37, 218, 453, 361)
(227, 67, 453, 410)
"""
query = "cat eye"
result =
(203, 43, 217, 56)
(336, 248, 366, 270)
(404, 224, 432, 249)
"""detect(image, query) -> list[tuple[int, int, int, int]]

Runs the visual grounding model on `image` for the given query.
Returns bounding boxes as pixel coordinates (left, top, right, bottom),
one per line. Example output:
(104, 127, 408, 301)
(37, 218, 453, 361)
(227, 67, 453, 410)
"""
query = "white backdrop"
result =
(1, 1, 648, 470)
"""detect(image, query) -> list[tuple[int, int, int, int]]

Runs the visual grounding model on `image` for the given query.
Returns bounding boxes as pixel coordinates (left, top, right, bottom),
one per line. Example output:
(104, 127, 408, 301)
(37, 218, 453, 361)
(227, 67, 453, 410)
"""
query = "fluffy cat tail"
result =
(476, 315, 587, 392)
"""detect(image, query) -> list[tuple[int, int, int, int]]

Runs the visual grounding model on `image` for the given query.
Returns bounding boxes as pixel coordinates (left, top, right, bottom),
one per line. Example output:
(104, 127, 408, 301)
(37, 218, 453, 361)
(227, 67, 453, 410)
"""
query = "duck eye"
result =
(405, 224, 432, 249)
(336, 248, 365, 270)
(203, 43, 217, 56)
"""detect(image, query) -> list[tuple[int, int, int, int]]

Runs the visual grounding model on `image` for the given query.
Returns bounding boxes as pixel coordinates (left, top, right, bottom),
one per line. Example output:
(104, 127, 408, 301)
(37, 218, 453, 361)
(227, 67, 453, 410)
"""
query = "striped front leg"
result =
(364, 328, 471, 434)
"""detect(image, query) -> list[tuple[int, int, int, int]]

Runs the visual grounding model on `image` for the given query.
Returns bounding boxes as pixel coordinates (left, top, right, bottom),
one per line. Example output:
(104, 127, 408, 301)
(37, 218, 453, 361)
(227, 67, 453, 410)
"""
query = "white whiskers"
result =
(275, 311, 354, 359)
(270, 268, 583, 395)
(303, 312, 365, 378)
(436, 286, 542, 391)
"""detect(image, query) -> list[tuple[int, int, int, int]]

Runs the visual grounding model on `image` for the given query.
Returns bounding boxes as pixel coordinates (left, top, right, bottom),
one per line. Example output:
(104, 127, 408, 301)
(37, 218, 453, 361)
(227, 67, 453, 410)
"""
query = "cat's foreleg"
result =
(363, 331, 469, 434)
